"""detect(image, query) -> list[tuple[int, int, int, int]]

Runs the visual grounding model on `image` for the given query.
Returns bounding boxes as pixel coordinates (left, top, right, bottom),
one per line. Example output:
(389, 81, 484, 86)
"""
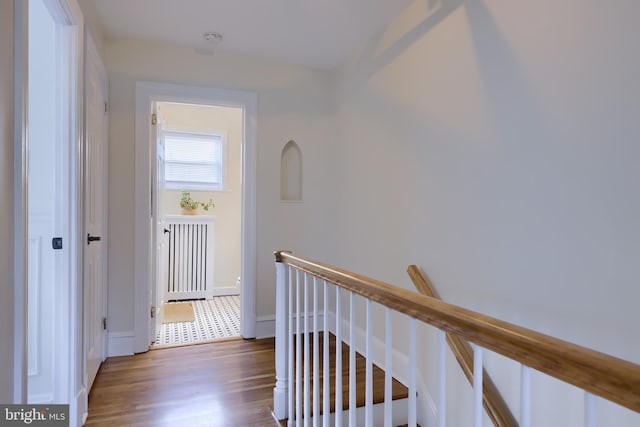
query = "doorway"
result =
(151, 101, 243, 348)
(133, 82, 258, 353)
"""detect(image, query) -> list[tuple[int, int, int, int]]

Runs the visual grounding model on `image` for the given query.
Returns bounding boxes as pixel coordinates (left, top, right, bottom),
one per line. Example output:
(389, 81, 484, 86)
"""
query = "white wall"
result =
(0, 0, 16, 404)
(332, 0, 640, 425)
(76, 0, 104, 55)
(159, 102, 242, 291)
(105, 39, 334, 338)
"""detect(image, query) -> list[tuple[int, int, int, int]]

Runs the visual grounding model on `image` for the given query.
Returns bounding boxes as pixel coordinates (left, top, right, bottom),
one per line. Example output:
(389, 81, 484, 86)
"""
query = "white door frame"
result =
(13, 0, 29, 404)
(13, 0, 85, 422)
(151, 103, 163, 342)
(134, 81, 257, 353)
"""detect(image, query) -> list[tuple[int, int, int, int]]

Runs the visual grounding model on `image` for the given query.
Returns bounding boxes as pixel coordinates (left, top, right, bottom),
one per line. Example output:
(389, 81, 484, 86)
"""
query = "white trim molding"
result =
(108, 331, 135, 357)
(13, 0, 29, 404)
(73, 385, 86, 427)
(134, 81, 258, 353)
(255, 315, 276, 339)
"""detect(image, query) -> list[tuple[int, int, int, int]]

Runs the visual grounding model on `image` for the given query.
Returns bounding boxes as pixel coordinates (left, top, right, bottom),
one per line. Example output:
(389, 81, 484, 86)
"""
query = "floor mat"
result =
(162, 302, 195, 323)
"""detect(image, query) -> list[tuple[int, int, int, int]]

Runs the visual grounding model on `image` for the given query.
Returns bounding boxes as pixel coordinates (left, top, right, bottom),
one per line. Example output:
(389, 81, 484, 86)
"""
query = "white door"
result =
(152, 107, 168, 342)
(84, 35, 108, 391)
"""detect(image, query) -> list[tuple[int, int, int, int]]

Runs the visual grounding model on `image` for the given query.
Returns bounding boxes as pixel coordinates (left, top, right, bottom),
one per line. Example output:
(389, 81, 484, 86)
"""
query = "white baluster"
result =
(438, 329, 446, 427)
(349, 292, 356, 426)
(409, 318, 417, 427)
(584, 392, 597, 427)
(288, 266, 294, 422)
(273, 259, 289, 419)
(473, 346, 484, 427)
(520, 365, 531, 427)
(304, 273, 310, 426)
(296, 269, 302, 427)
(384, 307, 392, 427)
(335, 287, 343, 427)
(313, 277, 319, 427)
(365, 299, 373, 427)
(323, 280, 330, 427)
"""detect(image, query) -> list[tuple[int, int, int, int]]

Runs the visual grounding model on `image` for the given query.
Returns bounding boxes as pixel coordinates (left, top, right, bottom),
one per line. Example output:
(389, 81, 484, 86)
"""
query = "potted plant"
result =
(180, 191, 214, 215)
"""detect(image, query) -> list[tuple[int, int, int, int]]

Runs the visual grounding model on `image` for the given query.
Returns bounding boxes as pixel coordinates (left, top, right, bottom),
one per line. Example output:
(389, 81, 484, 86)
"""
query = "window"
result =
(163, 130, 224, 190)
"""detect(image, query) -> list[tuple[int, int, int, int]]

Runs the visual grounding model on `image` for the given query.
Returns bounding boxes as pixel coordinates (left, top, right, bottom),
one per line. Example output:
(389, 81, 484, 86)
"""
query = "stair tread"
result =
(288, 332, 409, 416)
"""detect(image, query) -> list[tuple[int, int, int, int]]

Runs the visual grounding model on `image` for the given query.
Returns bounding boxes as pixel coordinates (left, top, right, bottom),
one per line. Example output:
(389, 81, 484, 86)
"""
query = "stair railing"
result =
(273, 251, 640, 427)
(407, 265, 517, 427)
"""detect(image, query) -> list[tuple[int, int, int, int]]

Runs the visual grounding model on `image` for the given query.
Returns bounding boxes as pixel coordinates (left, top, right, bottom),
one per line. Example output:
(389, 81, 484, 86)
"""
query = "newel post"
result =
(273, 251, 289, 419)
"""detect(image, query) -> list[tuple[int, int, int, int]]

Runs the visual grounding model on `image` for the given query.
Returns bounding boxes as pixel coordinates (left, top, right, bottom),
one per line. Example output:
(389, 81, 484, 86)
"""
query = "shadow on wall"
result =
(344, 0, 550, 146)
(346, 0, 465, 86)
(332, 0, 560, 289)
(340, 0, 555, 216)
(465, 0, 552, 147)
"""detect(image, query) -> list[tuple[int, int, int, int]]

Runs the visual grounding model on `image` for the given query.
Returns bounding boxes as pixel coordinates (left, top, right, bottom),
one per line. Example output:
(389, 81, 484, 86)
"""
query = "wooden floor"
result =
(86, 338, 276, 426)
(86, 335, 408, 426)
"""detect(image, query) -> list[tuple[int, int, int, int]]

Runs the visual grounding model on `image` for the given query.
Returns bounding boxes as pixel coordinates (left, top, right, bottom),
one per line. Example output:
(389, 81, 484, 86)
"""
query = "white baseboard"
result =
(108, 331, 135, 357)
(212, 286, 240, 297)
(71, 386, 85, 427)
(255, 313, 326, 339)
(255, 315, 276, 339)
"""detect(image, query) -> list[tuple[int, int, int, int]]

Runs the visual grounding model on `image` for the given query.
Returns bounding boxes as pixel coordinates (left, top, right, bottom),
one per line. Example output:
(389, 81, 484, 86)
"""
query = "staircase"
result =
(276, 332, 411, 426)
(273, 251, 640, 427)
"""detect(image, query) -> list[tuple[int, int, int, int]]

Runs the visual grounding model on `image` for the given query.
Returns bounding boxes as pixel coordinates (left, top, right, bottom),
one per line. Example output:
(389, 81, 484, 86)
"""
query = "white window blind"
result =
(164, 131, 223, 190)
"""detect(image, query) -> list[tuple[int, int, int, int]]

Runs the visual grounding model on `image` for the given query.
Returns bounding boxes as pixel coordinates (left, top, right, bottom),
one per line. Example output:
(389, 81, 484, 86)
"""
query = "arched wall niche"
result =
(280, 139, 302, 201)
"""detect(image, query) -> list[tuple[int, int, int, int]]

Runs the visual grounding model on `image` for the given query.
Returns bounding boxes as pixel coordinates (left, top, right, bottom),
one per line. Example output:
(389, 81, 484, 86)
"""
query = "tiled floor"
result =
(153, 295, 240, 347)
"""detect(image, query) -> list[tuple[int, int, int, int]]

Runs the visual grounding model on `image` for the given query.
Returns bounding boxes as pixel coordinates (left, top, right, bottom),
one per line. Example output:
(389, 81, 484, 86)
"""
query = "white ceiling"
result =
(87, 0, 413, 69)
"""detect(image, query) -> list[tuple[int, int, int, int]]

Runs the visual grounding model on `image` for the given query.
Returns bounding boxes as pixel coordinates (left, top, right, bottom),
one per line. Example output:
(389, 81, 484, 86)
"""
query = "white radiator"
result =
(165, 215, 215, 301)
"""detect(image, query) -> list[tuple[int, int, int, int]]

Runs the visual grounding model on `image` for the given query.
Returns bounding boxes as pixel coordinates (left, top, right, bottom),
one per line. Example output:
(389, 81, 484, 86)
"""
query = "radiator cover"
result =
(164, 215, 215, 301)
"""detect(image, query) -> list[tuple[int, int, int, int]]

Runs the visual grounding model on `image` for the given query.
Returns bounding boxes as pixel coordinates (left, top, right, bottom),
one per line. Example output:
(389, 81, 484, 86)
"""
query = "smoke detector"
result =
(203, 32, 223, 44)
(196, 32, 224, 56)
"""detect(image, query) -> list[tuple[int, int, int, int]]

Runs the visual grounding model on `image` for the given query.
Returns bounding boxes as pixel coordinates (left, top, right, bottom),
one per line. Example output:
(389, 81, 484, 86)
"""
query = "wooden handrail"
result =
(407, 265, 517, 427)
(274, 250, 640, 413)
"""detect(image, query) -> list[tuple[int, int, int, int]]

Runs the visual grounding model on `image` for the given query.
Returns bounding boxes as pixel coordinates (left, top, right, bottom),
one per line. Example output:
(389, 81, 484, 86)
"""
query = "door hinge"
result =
(151, 113, 157, 125)
(104, 101, 108, 113)
(102, 317, 107, 330)
(151, 306, 156, 318)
